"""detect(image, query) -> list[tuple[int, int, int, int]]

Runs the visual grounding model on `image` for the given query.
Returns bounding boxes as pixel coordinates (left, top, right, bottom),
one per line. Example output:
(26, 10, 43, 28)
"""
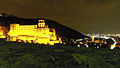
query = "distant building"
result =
(86, 33, 120, 38)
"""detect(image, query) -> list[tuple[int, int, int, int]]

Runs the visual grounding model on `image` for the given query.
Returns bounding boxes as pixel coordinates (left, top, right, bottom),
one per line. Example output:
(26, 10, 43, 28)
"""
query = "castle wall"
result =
(7, 20, 62, 45)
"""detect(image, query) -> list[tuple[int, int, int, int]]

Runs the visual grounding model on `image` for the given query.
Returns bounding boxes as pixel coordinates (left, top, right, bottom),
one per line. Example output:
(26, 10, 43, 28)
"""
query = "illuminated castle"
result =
(0, 20, 62, 45)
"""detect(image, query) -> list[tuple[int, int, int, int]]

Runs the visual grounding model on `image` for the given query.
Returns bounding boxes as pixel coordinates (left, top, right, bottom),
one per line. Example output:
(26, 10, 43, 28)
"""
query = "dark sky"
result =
(0, 0, 120, 34)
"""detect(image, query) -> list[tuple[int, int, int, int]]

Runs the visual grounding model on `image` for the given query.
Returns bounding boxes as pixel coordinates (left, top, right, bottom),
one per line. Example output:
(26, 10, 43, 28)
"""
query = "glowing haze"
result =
(0, 0, 120, 34)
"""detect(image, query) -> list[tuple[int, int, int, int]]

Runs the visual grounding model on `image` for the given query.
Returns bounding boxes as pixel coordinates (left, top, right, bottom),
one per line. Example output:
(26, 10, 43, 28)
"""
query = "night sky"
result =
(0, 0, 120, 34)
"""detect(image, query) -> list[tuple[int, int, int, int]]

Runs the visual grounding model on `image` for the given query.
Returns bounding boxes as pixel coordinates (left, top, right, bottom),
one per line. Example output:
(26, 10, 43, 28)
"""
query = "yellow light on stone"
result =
(6, 20, 62, 45)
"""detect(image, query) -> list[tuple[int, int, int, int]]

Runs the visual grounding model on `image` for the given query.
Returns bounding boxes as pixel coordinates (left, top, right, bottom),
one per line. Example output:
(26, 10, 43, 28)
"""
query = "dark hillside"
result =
(0, 15, 87, 41)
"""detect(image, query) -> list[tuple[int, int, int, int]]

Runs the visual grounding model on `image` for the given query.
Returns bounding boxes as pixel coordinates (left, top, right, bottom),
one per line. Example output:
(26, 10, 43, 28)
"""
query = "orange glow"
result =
(92, 35, 94, 42)
(0, 20, 62, 45)
(0, 26, 8, 38)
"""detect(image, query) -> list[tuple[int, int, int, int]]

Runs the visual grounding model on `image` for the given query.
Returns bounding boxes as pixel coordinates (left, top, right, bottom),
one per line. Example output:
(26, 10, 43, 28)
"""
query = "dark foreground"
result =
(0, 41, 120, 68)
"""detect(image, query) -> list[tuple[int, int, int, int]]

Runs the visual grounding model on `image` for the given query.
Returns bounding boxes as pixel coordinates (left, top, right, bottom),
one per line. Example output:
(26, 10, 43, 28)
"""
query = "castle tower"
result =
(8, 24, 19, 36)
(38, 20, 45, 28)
(10, 24, 19, 30)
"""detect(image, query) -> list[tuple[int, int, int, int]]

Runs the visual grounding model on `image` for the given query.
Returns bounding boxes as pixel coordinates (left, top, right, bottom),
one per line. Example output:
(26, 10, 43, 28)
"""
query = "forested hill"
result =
(0, 14, 87, 41)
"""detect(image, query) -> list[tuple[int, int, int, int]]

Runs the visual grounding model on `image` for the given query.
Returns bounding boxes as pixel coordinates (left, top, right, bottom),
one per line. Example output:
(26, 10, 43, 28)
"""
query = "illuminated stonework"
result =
(0, 20, 62, 45)
(0, 26, 8, 38)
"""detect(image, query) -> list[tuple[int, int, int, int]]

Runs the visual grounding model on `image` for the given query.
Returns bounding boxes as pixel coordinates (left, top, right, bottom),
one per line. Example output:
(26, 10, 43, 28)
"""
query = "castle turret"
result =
(38, 20, 45, 28)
